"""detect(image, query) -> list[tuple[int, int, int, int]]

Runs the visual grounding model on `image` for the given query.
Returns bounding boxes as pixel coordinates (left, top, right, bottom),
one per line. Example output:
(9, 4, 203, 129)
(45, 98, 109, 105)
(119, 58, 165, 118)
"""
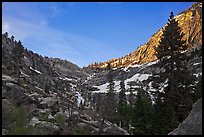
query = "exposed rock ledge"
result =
(168, 98, 202, 135)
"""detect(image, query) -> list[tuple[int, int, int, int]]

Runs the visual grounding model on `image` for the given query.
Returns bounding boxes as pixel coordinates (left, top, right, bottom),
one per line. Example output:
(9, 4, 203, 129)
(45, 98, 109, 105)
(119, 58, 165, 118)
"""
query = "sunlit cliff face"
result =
(89, 2, 202, 69)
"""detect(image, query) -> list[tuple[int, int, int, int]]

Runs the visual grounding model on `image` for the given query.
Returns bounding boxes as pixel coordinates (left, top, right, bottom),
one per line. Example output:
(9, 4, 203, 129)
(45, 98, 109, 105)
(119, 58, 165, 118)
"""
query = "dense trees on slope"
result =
(130, 83, 154, 135)
(99, 11, 200, 135)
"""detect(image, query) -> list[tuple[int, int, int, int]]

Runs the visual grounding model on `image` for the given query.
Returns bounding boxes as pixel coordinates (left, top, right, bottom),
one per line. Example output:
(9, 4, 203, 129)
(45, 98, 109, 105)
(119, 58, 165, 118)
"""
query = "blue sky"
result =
(2, 2, 194, 67)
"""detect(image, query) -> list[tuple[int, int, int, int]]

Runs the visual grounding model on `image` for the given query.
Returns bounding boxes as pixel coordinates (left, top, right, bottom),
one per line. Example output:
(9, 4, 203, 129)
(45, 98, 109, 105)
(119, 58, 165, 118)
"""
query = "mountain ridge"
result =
(2, 2, 202, 135)
(87, 2, 202, 69)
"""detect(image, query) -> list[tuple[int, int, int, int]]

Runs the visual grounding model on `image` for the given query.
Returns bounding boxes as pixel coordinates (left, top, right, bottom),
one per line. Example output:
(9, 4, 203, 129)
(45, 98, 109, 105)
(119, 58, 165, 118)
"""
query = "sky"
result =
(2, 2, 194, 67)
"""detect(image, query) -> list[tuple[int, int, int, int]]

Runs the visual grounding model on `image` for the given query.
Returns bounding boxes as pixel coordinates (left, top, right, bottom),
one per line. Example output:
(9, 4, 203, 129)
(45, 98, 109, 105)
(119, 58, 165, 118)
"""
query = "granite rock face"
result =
(168, 98, 202, 135)
(88, 2, 202, 69)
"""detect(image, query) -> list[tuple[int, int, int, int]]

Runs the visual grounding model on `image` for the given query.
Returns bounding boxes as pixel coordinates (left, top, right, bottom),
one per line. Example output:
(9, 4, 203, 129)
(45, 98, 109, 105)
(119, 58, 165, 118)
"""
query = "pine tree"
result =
(130, 83, 154, 135)
(105, 63, 117, 121)
(153, 11, 196, 123)
(152, 92, 178, 135)
(125, 81, 136, 131)
(118, 80, 126, 115)
(12, 40, 24, 83)
(11, 35, 14, 42)
(4, 32, 8, 38)
(117, 80, 127, 128)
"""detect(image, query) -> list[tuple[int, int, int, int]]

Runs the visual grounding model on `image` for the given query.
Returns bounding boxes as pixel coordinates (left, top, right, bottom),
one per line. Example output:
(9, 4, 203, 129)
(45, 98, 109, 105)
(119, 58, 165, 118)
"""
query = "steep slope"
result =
(2, 34, 129, 135)
(88, 2, 202, 69)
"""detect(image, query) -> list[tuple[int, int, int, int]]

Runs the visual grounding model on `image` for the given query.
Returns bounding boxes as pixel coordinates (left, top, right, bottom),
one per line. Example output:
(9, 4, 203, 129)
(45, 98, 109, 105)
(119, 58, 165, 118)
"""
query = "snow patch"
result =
(35, 86, 43, 91)
(23, 56, 27, 60)
(29, 67, 42, 74)
(75, 92, 85, 107)
(123, 60, 158, 71)
(125, 73, 151, 83)
(30, 92, 40, 96)
(92, 73, 152, 94)
(193, 63, 200, 66)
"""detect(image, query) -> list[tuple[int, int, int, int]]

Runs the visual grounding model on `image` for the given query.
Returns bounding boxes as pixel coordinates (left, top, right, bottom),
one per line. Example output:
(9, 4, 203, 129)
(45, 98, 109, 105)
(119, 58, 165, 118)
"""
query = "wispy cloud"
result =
(2, 2, 124, 67)
(2, 13, 118, 67)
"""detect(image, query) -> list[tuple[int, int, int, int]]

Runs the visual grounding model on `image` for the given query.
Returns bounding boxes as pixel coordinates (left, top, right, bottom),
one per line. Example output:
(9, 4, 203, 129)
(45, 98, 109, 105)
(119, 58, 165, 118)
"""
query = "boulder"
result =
(3, 84, 28, 105)
(2, 129, 8, 135)
(168, 98, 202, 135)
(41, 96, 58, 107)
(30, 117, 41, 126)
(2, 75, 17, 84)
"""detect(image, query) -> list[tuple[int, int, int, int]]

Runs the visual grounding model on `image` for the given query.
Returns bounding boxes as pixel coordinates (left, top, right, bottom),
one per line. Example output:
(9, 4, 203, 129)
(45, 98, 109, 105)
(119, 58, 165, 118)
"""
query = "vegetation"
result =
(2, 3, 201, 135)
(147, 11, 198, 134)
(2, 103, 49, 135)
(108, 11, 200, 135)
(12, 39, 24, 83)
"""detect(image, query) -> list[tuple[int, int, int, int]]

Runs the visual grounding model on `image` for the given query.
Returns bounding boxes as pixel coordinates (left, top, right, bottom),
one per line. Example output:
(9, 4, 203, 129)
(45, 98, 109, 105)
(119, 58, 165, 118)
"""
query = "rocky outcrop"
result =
(168, 98, 202, 135)
(2, 33, 130, 135)
(88, 2, 202, 69)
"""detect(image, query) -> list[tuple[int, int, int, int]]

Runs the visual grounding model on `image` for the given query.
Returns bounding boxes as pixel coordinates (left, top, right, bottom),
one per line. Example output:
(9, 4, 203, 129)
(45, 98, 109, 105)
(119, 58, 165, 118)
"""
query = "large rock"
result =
(40, 96, 58, 107)
(2, 75, 17, 84)
(2, 129, 8, 135)
(168, 98, 202, 135)
(3, 84, 27, 104)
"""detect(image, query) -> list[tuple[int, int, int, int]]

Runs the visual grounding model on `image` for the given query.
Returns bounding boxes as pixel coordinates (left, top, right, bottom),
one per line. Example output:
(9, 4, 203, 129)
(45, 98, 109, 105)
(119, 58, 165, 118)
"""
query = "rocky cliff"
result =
(88, 2, 202, 69)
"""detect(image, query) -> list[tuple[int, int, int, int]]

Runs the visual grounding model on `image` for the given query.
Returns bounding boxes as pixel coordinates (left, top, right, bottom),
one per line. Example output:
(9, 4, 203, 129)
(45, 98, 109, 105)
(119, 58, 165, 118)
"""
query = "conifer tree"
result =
(130, 83, 154, 135)
(153, 11, 196, 122)
(125, 81, 137, 131)
(12, 40, 24, 83)
(4, 32, 8, 38)
(117, 80, 127, 128)
(105, 63, 117, 122)
(11, 35, 14, 42)
(118, 80, 126, 115)
(152, 92, 178, 135)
